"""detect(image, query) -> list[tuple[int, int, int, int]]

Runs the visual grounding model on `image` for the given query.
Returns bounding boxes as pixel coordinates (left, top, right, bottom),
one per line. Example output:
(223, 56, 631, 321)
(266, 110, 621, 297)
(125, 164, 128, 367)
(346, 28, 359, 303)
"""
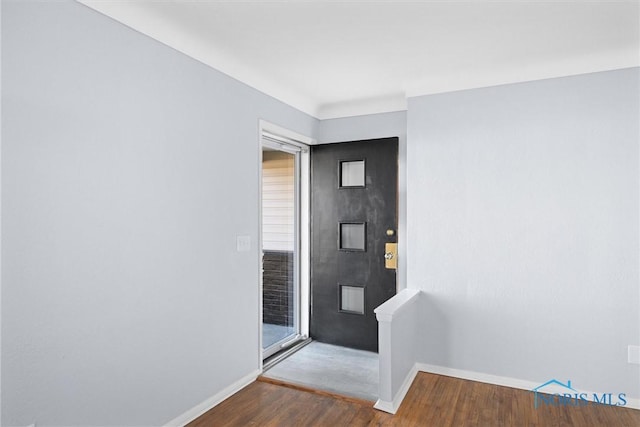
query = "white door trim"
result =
(258, 120, 313, 369)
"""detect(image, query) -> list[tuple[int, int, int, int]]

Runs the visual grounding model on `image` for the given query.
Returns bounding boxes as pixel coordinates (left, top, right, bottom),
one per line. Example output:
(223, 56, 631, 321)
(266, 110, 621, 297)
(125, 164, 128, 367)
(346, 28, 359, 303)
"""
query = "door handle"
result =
(384, 243, 397, 270)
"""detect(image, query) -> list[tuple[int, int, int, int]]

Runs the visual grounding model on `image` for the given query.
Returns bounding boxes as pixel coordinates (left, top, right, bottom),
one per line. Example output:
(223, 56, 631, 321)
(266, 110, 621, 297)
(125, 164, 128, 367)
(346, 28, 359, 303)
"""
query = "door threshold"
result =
(256, 376, 375, 405)
(263, 337, 312, 371)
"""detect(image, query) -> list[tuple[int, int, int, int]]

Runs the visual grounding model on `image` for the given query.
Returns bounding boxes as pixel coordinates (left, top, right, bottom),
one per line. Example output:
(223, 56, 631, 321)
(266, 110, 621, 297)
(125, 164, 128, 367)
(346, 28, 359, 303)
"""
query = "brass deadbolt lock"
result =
(384, 243, 397, 270)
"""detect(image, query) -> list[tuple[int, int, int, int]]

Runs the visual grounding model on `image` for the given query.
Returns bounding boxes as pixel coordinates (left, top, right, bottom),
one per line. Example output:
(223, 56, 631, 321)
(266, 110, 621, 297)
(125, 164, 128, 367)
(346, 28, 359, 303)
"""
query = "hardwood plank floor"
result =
(188, 372, 640, 426)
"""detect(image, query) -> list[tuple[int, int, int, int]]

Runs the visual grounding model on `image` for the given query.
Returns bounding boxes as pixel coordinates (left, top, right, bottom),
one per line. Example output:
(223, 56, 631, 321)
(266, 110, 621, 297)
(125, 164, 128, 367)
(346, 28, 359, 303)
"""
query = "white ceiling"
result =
(79, 1, 640, 119)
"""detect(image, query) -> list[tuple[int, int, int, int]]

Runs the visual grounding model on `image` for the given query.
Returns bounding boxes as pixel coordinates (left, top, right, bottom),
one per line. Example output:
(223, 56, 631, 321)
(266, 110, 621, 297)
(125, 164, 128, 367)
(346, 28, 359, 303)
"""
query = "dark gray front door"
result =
(310, 138, 398, 352)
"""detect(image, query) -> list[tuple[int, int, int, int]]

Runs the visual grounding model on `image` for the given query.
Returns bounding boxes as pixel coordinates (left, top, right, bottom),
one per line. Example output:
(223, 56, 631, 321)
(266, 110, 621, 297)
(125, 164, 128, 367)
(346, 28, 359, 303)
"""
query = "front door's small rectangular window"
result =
(340, 160, 365, 187)
(340, 285, 365, 314)
(340, 222, 366, 251)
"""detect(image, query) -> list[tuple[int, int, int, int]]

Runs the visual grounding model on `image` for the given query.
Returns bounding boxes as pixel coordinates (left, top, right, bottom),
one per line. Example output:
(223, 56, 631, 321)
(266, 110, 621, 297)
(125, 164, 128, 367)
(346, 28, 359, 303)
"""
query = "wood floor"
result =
(188, 372, 640, 426)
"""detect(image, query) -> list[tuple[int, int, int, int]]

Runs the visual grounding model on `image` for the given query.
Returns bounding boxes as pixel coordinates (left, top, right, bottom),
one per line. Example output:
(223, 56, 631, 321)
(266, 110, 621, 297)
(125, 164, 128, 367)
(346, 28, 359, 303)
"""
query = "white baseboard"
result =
(163, 369, 260, 427)
(374, 364, 419, 414)
(621, 397, 639, 410)
(416, 363, 542, 391)
(416, 363, 640, 411)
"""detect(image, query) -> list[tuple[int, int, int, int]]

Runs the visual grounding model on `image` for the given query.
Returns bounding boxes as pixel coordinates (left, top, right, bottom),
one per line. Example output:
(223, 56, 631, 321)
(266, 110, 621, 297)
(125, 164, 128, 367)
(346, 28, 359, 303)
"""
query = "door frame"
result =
(258, 120, 313, 368)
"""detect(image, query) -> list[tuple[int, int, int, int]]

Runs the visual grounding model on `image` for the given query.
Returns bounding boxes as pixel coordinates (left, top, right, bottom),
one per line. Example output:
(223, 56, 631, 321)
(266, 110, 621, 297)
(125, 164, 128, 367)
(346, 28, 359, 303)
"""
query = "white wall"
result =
(318, 111, 408, 289)
(1, 1, 317, 426)
(407, 68, 640, 399)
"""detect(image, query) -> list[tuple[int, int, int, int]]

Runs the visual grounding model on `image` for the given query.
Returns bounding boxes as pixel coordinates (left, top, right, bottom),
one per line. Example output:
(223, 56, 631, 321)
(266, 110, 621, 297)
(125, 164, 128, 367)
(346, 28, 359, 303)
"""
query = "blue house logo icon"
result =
(531, 379, 576, 408)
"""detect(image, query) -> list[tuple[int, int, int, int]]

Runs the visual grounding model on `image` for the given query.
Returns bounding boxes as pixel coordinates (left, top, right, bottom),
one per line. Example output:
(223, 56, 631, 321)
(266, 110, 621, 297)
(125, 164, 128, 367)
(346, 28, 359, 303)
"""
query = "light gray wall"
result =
(1, 1, 317, 426)
(318, 111, 408, 289)
(407, 68, 640, 398)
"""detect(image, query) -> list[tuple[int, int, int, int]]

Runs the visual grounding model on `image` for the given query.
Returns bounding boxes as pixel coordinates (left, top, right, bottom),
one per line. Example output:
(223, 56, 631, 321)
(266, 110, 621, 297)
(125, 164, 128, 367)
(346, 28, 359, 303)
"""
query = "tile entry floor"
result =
(262, 341, 379, 401)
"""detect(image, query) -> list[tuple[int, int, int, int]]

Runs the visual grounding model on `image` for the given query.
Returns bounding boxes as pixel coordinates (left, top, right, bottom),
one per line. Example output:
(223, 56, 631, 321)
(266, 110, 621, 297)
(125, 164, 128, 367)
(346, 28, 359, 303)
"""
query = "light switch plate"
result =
(236, 235, 251, 252)
(629, 345, 640, 364)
